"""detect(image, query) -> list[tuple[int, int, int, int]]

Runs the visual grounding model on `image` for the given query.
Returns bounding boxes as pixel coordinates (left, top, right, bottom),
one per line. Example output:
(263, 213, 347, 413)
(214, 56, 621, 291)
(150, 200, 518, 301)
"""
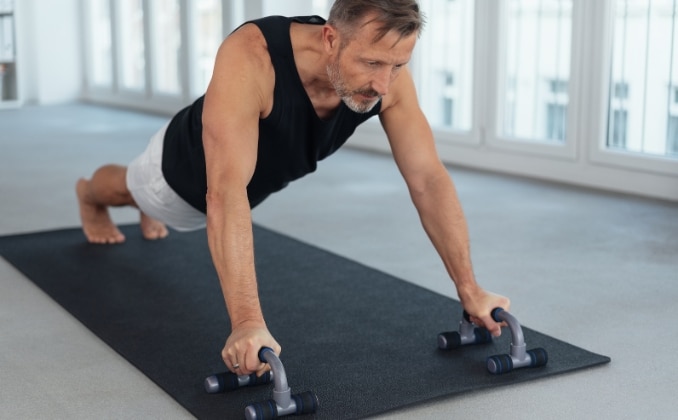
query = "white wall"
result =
(16, 0, 81, 105)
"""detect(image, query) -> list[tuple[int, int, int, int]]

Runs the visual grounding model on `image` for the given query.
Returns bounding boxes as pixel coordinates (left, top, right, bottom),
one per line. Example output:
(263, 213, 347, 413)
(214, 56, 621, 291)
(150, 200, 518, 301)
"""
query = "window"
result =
(546, 103, 567, 141)
(442, 72, 456, 127)
(606, 0, 678, 157)
(118, 0, 146, 91)
(544, 78, 569, 141)
(82, 0, 226, 111)
(79, 0, 677, 200)
(607, 81, 628, 148)
(669, 85, 678, 154)
(150, 0, 181, 95)
(610, 109, 628, 149)
(191, 0, 223, 97)
(418, 0, 475, 132)
(667, 115, 678, 155)
(499, 0, 573, 143)
(614, 81, 629, 99)
(87, 0, 112, 87)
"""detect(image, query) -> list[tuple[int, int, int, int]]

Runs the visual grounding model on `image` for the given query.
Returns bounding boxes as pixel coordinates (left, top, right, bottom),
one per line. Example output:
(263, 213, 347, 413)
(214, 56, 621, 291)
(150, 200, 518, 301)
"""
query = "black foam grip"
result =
(438, 331, 462, 349)
(462, 310, 471, 323)
(250, 371, 273, 386)
(293, 391, 319, 415)
(487, 353, 513, 375)
(491, 307, 505, 322)
(528, 348, 548, 367)
(210, 371, 273, 393)
(259, 347, 275, 363)
(246, 399, 279, 420)
(473, 327, 493, 344)
(214, 371, 240, 392)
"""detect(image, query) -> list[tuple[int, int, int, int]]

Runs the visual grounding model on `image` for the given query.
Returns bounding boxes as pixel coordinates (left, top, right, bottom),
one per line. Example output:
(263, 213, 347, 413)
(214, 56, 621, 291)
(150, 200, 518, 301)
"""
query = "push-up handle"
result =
(486, 308, 548, 374)
(438, 310, 492, 350)
(244, 347, 319, 420)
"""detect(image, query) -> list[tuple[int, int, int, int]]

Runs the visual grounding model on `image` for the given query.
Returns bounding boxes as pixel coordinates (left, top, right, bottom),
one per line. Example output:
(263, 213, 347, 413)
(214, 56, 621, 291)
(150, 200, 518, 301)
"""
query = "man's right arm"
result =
(201, 24, 280, 376)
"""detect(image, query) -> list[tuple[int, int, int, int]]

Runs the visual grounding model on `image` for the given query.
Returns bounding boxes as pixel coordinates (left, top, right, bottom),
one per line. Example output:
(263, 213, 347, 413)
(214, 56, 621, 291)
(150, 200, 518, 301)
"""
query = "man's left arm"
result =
(379, 68, 509, 336)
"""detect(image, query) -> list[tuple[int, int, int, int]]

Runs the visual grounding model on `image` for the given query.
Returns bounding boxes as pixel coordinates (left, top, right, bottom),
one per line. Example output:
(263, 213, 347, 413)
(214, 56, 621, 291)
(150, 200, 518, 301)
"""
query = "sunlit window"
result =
(418, 0, 475, 132)
(151, 0, 181, 95)
(192, 0, 223, 96)
(607, 0, 678, 158)
(500, 0, 572, 143)
(88, 0, 112, 87)
(119, 0, 146, 90)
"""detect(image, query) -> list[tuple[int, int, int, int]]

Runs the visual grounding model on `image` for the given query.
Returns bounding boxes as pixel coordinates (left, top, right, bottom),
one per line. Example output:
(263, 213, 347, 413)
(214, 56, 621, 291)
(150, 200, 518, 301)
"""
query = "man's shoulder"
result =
(222, 23, 273, 72)
(227, 22, 268, 52)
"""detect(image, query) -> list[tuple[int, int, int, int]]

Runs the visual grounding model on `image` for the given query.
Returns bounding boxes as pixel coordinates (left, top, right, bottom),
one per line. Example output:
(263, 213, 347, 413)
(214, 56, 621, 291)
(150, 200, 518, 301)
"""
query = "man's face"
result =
(326, 21, 417, 114)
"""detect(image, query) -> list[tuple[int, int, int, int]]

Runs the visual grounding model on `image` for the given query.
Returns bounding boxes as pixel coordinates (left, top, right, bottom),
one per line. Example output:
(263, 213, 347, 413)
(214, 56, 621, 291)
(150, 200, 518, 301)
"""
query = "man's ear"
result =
(322, 25, 339, 53)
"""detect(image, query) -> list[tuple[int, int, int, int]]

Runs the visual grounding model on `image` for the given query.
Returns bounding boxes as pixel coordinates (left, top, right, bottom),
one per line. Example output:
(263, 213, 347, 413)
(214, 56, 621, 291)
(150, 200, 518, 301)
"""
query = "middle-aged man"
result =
(76, 0, 510, 377)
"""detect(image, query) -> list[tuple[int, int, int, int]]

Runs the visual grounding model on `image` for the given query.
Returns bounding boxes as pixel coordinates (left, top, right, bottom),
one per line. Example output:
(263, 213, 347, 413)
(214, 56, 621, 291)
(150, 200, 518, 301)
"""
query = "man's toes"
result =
(142, 225, 169, 240)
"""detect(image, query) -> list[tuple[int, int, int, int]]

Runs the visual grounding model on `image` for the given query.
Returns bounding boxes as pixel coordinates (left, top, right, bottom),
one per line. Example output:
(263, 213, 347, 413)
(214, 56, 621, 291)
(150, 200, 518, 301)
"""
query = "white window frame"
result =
(483, 0, 581, 161)
(585, 0, 678, 177)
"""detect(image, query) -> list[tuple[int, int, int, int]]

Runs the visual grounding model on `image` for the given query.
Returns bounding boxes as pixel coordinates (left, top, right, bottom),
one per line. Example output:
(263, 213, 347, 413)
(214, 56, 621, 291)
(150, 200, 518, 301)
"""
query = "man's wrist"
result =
(455, 280, 481, 304)
(230, 316, 267, 330)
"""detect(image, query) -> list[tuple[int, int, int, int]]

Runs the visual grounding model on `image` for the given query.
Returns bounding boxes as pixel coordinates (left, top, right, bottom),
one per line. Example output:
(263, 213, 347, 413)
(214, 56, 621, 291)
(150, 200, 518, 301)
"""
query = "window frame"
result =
(586, 0, 678, 176)
(482, 0, 581, 161)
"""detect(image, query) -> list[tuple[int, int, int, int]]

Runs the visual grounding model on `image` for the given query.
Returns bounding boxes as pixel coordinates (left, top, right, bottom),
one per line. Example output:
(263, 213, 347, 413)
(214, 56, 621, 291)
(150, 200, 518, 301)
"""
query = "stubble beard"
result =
(326, 61, 381, 114)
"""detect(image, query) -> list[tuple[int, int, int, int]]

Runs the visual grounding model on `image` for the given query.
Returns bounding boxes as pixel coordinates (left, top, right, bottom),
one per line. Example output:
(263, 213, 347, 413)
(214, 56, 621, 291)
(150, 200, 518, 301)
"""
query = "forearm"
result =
(206, 188, 264, 329)
(409, 172, 480, 301)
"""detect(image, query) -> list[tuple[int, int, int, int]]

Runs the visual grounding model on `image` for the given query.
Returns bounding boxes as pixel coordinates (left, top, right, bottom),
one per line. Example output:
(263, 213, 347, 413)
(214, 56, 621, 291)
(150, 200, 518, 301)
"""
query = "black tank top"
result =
(161, 15, 382, 212)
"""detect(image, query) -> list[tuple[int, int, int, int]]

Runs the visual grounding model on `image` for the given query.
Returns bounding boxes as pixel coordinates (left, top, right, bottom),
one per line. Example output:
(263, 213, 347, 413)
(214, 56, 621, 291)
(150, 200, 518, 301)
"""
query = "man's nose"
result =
(372, 67, 394, 96)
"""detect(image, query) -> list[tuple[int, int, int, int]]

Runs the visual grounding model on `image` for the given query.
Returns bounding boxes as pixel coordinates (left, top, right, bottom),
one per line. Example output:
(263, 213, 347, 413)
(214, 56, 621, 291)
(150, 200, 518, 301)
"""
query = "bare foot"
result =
(76, 178, 126, 244)
(140, 212, 169, 240)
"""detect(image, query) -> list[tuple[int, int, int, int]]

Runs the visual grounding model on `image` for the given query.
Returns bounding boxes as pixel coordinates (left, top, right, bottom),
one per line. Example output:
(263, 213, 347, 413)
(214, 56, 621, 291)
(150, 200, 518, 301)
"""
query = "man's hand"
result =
(221, 321, 281, 377)
(460, 288, 511, 338)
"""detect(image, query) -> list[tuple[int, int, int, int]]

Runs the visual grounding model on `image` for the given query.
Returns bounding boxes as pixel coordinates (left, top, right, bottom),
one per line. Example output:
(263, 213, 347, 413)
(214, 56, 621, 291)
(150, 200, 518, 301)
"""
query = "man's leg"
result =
(76, 164, 168, 244)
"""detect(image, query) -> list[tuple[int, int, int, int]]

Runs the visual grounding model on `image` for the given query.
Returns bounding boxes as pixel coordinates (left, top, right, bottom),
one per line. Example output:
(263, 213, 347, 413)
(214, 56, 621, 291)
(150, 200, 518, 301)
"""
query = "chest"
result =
(305, 88, 342, 121)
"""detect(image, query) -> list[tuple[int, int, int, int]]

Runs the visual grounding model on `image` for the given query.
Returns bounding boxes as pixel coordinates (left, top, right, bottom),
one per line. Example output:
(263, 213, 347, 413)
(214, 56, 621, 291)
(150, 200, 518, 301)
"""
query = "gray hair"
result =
(327, 0, 425, 44)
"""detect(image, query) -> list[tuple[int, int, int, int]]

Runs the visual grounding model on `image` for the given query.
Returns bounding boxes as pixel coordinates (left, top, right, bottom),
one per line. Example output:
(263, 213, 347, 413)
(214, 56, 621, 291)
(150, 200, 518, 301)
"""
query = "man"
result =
(76, 0, 510, 377)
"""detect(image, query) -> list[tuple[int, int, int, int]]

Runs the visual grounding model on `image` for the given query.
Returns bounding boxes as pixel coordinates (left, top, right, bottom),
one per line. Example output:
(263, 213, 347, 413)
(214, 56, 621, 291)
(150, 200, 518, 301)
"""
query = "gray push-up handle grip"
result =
(486, 308, 548, 374)
(438, 310, 492, 350)
(244, 347, 319, 420)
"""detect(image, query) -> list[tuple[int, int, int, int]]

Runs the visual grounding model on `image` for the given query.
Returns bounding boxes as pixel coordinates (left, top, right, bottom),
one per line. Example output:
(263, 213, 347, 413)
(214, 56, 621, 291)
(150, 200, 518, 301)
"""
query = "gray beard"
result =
(326, 63, 381, 114)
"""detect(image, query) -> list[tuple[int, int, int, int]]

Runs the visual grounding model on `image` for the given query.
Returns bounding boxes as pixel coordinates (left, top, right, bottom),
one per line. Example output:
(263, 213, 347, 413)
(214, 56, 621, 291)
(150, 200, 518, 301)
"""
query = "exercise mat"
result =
(0, 225, 610, 419)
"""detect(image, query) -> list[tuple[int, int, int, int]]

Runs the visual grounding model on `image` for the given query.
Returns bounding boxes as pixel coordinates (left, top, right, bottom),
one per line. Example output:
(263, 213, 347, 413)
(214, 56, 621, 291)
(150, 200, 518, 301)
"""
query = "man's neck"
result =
(290, 23, 342, 119)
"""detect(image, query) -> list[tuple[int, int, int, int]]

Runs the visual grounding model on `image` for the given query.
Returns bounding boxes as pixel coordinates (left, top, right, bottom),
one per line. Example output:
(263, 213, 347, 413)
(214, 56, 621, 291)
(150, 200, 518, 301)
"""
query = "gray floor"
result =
(1, 103, 676, 419)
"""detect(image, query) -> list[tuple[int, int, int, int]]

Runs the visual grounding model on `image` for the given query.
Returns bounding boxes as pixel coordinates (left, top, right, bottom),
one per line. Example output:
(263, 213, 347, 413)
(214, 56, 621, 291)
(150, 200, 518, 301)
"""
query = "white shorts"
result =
(126, 123, 207, 232)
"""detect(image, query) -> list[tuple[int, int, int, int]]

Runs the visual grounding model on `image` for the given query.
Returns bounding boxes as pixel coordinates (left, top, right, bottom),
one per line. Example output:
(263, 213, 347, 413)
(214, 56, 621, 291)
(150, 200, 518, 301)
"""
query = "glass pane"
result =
(500, 0, 572, 143)
(119, 0, 146, 90)
(192, 0, 223, 96)
(419, 0, 475, 131)
(607, 0, 678, 158)
(151, 0, 181, 94)
(88, 0, 112, 86)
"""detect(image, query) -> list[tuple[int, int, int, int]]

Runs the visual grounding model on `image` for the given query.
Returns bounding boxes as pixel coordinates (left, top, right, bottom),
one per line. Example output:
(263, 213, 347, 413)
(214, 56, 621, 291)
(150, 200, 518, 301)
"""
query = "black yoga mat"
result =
(0, 225, 610, 419)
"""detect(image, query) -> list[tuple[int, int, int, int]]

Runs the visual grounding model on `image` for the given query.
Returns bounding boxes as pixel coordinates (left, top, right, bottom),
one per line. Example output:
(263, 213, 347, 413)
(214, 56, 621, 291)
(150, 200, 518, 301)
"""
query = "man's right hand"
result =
(221, 321, 281, 377)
